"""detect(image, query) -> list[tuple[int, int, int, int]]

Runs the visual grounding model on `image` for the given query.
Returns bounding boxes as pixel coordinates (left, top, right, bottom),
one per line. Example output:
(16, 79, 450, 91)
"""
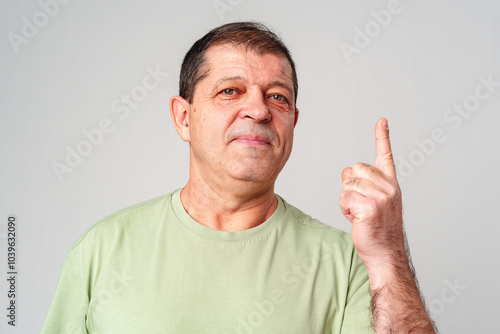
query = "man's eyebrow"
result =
(212, 76, 246, 91)
(267, 80, 293, 98)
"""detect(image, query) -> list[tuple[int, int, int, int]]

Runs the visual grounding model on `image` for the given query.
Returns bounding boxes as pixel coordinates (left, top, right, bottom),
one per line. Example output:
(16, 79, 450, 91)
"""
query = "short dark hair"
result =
(179, 21, 298, 105)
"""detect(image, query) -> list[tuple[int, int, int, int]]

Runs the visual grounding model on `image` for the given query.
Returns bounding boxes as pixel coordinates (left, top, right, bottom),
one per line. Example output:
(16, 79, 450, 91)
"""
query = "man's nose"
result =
(240, 90, 271, 123)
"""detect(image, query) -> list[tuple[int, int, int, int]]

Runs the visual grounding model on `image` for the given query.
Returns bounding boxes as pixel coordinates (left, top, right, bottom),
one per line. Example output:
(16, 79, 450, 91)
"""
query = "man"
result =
(42, 22, 436, 333)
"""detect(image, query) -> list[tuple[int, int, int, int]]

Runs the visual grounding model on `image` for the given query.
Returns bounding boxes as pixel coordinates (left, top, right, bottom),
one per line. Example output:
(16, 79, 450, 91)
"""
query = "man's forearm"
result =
(368, 254, 437, 333)
(340, 119, 437, 333)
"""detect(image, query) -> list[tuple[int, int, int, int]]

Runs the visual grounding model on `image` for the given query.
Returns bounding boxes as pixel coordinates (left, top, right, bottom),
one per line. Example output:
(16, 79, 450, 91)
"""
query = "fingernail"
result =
(382, 118, 388, 129)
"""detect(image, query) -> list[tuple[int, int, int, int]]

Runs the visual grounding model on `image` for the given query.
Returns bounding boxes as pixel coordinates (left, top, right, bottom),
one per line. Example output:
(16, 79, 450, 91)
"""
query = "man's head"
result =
(179, 22, 298, 105)
(170, 22, 299, 195)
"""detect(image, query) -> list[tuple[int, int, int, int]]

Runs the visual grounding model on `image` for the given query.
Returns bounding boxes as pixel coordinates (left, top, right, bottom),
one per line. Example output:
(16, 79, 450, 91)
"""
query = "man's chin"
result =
(228, 164, 280, 184)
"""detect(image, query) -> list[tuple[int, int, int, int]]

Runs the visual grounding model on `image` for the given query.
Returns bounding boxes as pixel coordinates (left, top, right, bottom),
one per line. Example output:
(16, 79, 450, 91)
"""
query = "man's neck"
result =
(180, 178, 278, 232)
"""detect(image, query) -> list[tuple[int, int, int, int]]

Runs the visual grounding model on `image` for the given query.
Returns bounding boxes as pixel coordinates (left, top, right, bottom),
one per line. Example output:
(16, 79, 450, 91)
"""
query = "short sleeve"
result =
(338, 245, 374, 334)
(41, 245, 90, 334)
(340, 278, 373, 333)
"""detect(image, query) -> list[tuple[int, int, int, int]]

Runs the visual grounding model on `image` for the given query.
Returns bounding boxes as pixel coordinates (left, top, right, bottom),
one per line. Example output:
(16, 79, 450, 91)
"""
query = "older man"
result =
(42, 22, 435, 333)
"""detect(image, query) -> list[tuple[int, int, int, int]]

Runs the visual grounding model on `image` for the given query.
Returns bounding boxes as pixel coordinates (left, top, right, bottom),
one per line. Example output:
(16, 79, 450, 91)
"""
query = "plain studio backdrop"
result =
(1, 0, 499, 333)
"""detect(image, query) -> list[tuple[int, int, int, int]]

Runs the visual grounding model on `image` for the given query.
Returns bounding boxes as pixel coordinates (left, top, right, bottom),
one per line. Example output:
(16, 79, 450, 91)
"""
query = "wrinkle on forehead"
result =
(204, 44, 293, 83)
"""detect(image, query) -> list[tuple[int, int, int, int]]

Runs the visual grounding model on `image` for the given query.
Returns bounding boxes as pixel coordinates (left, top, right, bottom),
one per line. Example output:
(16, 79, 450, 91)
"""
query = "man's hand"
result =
(340, 118, 404, 269)
(339, 118, 436, 333)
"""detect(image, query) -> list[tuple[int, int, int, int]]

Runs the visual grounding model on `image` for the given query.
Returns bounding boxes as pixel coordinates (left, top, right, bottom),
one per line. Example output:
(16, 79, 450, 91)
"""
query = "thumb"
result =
(341, 167, 352, 182)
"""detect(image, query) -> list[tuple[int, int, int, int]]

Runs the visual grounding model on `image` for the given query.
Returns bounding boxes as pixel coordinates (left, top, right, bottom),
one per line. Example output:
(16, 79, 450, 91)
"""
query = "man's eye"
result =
(222, 88, 236, 95)
(271, 94, 285, 102)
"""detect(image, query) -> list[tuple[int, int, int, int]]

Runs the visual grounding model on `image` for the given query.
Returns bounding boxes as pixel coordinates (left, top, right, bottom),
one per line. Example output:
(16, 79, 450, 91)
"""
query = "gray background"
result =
(1, 0, 499, 333)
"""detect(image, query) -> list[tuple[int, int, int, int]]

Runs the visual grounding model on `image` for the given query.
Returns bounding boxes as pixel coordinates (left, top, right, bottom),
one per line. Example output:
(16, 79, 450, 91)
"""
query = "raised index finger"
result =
(374, 118, 396, 178)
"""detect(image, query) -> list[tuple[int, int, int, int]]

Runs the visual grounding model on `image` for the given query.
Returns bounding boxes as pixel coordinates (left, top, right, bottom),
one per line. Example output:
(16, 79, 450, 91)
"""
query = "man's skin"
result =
(170, 43, 435, 332)
(170, 44, 297, 232)
(341, 119, 435, 332)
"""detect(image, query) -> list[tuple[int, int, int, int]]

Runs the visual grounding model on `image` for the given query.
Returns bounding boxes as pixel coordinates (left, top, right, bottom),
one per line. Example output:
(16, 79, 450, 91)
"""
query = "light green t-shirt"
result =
(42, 189, 373, 333)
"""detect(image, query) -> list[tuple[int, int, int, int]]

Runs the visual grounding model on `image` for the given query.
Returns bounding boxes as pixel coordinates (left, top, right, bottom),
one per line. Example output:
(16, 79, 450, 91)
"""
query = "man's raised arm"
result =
(340, 118, 437, 333)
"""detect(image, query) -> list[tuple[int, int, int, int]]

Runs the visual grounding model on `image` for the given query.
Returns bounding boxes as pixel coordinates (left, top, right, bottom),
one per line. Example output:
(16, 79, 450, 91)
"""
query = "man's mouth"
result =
(232, 134, 271, 146)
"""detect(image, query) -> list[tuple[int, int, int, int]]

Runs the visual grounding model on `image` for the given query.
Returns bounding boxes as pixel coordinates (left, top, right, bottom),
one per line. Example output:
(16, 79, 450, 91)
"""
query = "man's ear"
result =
(294, 108, 299, 127)
(170, 95, 191, 142)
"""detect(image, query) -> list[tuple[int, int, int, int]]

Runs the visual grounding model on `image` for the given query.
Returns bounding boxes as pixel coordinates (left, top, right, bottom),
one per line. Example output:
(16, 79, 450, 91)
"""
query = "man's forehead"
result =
(203, 44, 293, 81)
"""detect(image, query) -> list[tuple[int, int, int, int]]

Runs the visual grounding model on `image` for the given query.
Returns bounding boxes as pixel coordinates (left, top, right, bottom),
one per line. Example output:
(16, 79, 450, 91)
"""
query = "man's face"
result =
(182, 44, 298, 187)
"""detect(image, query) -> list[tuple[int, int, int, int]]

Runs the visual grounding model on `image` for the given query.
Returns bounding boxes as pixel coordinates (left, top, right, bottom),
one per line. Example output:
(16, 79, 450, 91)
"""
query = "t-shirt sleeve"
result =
(339, 248, 374, 334)
(340, 278, 373, 333)
(41, 243, 90, 334)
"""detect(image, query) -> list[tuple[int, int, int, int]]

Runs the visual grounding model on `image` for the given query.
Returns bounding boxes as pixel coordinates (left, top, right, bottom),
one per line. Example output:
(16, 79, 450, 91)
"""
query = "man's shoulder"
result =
(279, 195, 354, 246)
(69, 190, 178, 252)
(278, 196, 364, 277)
(98, 191, 173, 225)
